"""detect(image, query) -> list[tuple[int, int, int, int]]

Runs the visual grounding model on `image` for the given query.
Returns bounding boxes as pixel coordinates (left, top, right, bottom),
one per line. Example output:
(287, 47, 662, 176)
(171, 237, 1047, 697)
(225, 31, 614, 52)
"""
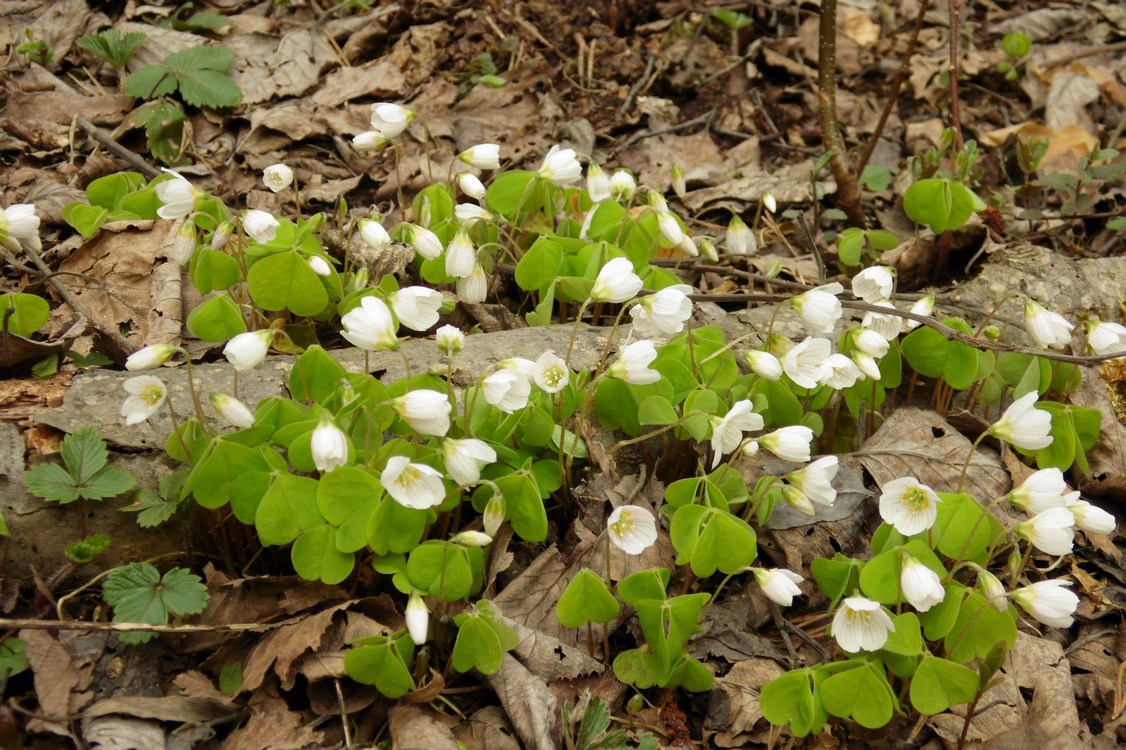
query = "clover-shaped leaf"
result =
(557, 568, 620, 628)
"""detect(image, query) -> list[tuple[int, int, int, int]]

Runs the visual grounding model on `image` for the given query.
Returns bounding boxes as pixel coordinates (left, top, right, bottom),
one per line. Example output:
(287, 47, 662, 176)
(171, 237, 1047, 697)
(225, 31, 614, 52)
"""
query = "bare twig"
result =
(610, 111, 714, 156)
(947, 0, 965, 152)
(817, 0, 867, 227)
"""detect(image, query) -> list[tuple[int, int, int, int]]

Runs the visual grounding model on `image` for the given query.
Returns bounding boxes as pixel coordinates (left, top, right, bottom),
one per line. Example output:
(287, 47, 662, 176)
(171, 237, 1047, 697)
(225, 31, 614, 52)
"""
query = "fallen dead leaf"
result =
(387, 704, 460, 750)
(484, 654, 557, 750)
(707, 658, 785, 744)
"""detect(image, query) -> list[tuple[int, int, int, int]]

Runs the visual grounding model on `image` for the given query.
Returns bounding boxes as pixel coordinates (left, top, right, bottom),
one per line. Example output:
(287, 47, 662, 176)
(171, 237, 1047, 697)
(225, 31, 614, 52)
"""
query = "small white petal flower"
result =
(851, 266, 894, 304)
(352, 130, 391, 152)
(456, 172, 487, 201)
(670, 164, 687, 198)
(977, 569, 1008, 612)
(1024, 300, 1074, 350)
(483, 369, 531, 413)
(678, 234, 699, 257)
(832, 595, 895, 652)
(445, 228, 477, 278)
(406, 224, 443, 260)
(499, 357, 536, 380)
(209, 392, 255, 429)
(210, 222, 232, 251)
(709, 400, 764, 468)
(381, 455, 446, 509)
(311, 417, 348, 473)
(442, 438, 497, 485)
(262, 164, 294, 193)
(989, 391, 1054, 451)
(745, 350, 783, 381)
(1007, 468, 1068, 514)
(609, 170, 637, 201)
(782, 337, 831, 389)
(1016, 506, 1076, 556)
(308, 256, 332, 277)
(861, 300, 904, 340)
(879, 476, 940, 536)
(455, 202, 492, 226)
(753, 568, 804, 606)
(341, 296, 399, 351)
(390, 286, 443, 331)
(1065, 496, 1116, 536)
(853, 328, 890, 358)
(223, 330, 275, 371)
(154, 170, 199, 220)
(435, 324, 464, 355)
(169, 220, 197, 265)
(791, 283, 844, 336)
(607, 504, 658, 555)
(456, 264, 488, 303)
(783, 456, 839, 514)
(606, 340, 661, 385)
(458, 143, 500, 170)
(656, 210, 684, 247)
(537, 145, 582, 186)
(759, 426, 814, 463)
(405, 591, 429, 644)
(452, 530, 493, 547)
(391, 389, 451, 436)
(762, 192, 777, 214)
(903, 295, 935, 331)
(852, 353, 882, 381)
(533, 351, 570, 393)
(698, 237, 718, 262)
(242, 209, 279, 244)
(629, 284, 694, 337)
(0, 203, 41, 252)
(483, 494, 506, 537)
(591, 257, 643, 303)
(900, 554, 945, 612)
(1085, 319, 1126, 356)
(125, 344, 177, 372)
(359, 219, 391, 252)
(121, 375, 168, 426)
(586, 163, 611, 203)
(725, 215, 756, 256)
(1011, 579, 1078, 628)
(820, 353, 862, 389)
(369, 102, 415, 138)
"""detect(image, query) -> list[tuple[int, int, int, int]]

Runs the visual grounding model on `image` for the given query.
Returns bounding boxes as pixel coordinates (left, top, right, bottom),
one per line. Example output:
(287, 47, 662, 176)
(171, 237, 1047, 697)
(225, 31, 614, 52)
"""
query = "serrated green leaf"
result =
(102, 563, 208, 644)
(66, 534, 110, 564)
(0, 638, 28, 679)
(124, 64, 177, 99)
(61, 427, 109, 485)
(176, 68, 243, 108)
(164, 45, 233, 73)
(25, 463, 78, 503)
(81, 466, 137, 501)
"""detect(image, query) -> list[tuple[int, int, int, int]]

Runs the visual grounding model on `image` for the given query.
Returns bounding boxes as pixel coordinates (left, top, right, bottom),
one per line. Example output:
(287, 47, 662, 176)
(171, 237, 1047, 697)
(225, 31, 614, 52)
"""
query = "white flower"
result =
(609, 170, 637, 200)
(1011, 579, 1078, 628)
(1007, 468, 1068, 514)
(591, 257, 643, 303)
(903, 295, 935, 331)
(852, 266, 894, 304)
(762, 192, 777, 213)
(655, 211, 684, 247)
(390, 286, 443, 331)
(369, 102, 415, 138)
(405, 591, 429, 645)
(879, 476, 940, 535)
(900, 555, 945, 612)
(311, 417, 348, 473)
(445, 228, 477, 278)
(121, 375, 168, 426)
(458, 143, 500, 170)
(820, 353, 862, 389)
(832, 595, 895, 652)
(1065, 496, 1116, 536)
(391, 389, 451, 436)
(791, 283, 844, 336)
(210, 222, 232, 251)
(352, 130, 390, 152)
(629, 284, 694, 337)
(382, 455, 446, 509)
(853, 328, 889, 358)
(483, 495, 506, 537)
(745, 350, 783, 381)
(242, 210, 279, 243)
(455, 202, 492, 226)
(1024, 300, 1074, 350)
(759, 426, 813, 463)
(537, 145, 582, 186)
(698, 237, 718, 262)
(586, 163, 611, 203)
(154, 170, 199, 220)
(852, 353, 882, 381)
(977, 569, 1008, 612)
(671, 164, 687, 198)
(725, 215, 756, 256)
(442, 438, 497, 485)
(169, 221, 197, 265)
(483, 369, 531, 413)
(0, 203, 41, 252)
(456, 264, 488, 303)
(989, 391, 1054, 451)
(606, 340, 661, 385)
(499, 357, 536, 380)
(436, 324, 464, 355)
(678, 234, 699, 257)
(782, 456, 838, 515)
(341, 295, 399, 351)
(456, 172, 487, 201)
(406, 224, 442, 260)
(262, 164, 294, 193)
(452, 531, 493, 547)
(1015, 506, 1076, 556)
(753, 568, 804, 606)
(1085, 319, 1126, 356)
(209, 392, 255, 429)
(607, 504, 658, 555)
(223, 330, 274, 371)
(359, 219, 391, 252)
(125, 344, 177, 371)
(533, 351, 570, 393)
(308, 256, 332, 277)
(709, 400, 764, 468)
(783, 337, 831, 389)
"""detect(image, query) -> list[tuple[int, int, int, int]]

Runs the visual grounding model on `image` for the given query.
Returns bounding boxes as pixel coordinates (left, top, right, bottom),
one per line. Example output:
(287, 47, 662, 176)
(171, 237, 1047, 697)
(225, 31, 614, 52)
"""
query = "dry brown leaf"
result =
(226, 29, 337, 105)
(619, 131, 728, 193)
(484, 654, 557, 750)
(219, 682, 324, 750)
(387, 705, 460, 750)
(19, 629, 95, 721)
(707, 659, 785, 743)
(452, 706, 521, 750)
(239, 603, 346, 693)
(84, 695, 237, 724)
(494, 545, 574, 644)
(1045, 71, 1101, 132)
(682, 159, 836, 213)
(147, 260, 182, 346)
(979, 123, 1099, 175)
(841, 8, 880, 47)
(494, 610, 605, 681)
(81, 716, 165, 750)
(310, 63, 409, 108)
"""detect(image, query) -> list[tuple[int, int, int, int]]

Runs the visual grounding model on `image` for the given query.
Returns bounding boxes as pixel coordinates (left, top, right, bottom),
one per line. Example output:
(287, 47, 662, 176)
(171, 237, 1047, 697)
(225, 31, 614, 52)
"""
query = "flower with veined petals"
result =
(1065, 495, 1116, 536)
(1085, 318, 1126, 356)
(391, 389, 451, 437)
(606, 340, 660, 385)
(989, 391, 1053, 450)
(759, 426, 814, 463)
(726, 215, 756, 256)
(820, 353, 862, 388)
(900, 554, 945, 612)
(1015, 506, 1076, 556)
(262, 164, 294, 193)
(442, 438, 497, 485)
(791, 283, 844, 336)
(903, 295, 935, 331)
(445, 228, 477, 278)
(655, 210, 684, 247)
(698, 237, 718, 262)
(405, 591, 429, 644)
(382, 455, 446, 509)
(311, 417, 348, 473)
(782, 337, 831, 389)
(121, 375, 168, 426)
(483, 494, 506, 537)
(456, 172, 487, 201)
(436, 324, 464, 355)
(169, 221, 197, 265)
(242, 209, 279, 243)
(671, 164, 687, 198)
(455, 202, 492, 226)
(678, 234, 699, 257)
(709, 400, 764, 468)
(125, 344, 177, 372)
(629, 284, 694, 337)
(832, 595, 895, 652)
(745, 349, 783, 381)
(209, 392, 255, 429)
(352, 130, 390, 152)
(308, 256, 332, 277)
(853, 353, 882, 381)
(782, 456, 838, 515)
(154, 169, 200, 220)
(586, 163, 611, 203)
(977, 568, 1008, 612)
(498, 357, 535, 380)
(1024, 300, 1074, 350)
(607, 505, 658, 555)
(341, 296, 399, 351)
(753, 568, 803, 606)
(223, 330, 275, 371)
(369, 102, 415, 138)
(405, 223, 442, 260)
(483, 369, 531, 413)
(853, 328, 890, 358)
(605, 172, 634, 203)
(590, 257, 643, 303)
(1007, 467, 1068, 514)
(1, 203, 42, 252)
(537, 145, 582, 186)
(358, 219, 391, 252)
(458, 143, 500, 170)
(852, 266, 894, 304)
(533, 351, 570, 393)
(863, 300, 904, 340)
(390, 286, 443, 331)
(879, 476, 940, 536)
(1011, 579, 1078, 628)
(456, 264, 488, 303)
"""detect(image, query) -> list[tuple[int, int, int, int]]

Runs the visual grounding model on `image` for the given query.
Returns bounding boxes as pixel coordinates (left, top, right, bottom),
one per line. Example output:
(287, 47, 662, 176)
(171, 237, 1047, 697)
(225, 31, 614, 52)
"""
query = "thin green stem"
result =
(956, 431, 989, 492)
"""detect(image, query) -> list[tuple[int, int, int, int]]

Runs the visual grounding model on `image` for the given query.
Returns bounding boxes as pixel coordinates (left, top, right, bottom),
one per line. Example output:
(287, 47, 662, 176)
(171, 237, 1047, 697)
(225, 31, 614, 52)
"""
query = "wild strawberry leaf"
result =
(103, 563, 209, 644)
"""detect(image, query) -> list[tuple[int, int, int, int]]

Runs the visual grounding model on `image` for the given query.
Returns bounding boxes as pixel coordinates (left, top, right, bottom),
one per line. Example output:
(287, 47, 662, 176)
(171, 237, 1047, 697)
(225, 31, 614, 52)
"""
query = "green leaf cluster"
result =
(25, 427, 136, 504)
(124, 45, 242, 109)
(77, 28, 147, 69)
(102, 563, 209, 644)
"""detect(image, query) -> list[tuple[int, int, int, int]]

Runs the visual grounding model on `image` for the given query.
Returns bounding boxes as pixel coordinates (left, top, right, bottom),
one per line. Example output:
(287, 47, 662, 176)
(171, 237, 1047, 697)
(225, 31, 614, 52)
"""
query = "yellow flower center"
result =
(903, 487, 930, 512)
(140, 384, 165, 407)
(610, 510, 635, 537)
